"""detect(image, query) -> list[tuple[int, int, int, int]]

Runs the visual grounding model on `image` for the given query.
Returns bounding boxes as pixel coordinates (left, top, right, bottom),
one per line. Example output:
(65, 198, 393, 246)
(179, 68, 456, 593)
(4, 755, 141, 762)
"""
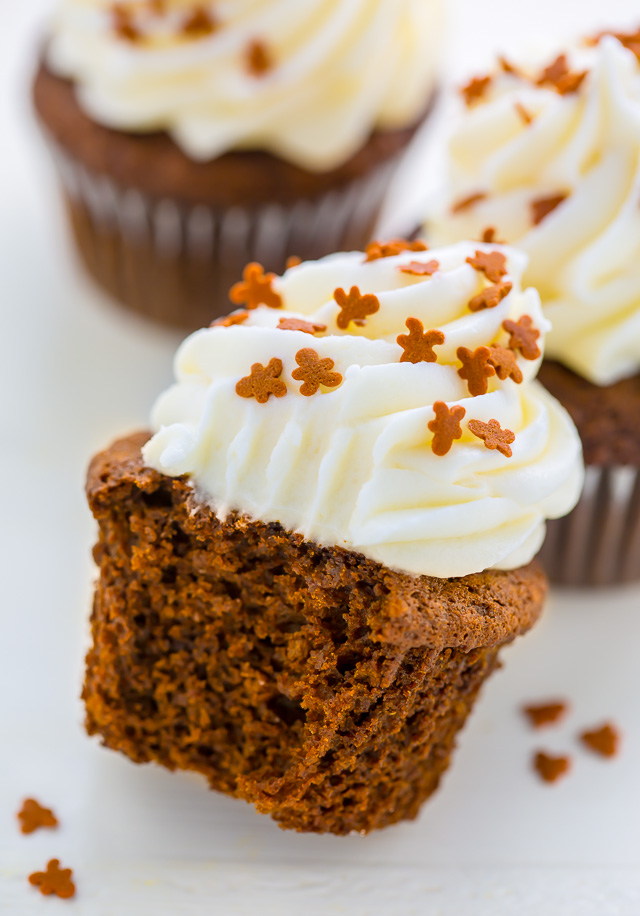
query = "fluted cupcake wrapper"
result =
(44, 133, 400, 330)
(538, 466, 640, 587)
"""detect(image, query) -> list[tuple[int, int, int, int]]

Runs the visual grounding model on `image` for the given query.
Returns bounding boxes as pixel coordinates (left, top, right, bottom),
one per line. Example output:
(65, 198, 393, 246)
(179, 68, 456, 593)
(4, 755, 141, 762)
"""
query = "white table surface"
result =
(2, 1, 640, 913)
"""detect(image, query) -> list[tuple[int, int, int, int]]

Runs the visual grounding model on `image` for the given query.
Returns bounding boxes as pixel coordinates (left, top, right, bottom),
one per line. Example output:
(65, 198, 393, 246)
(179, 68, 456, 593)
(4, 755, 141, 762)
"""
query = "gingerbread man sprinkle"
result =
(364, 239, 428, 262)
(468, 281, 512, 312)
(29, 859, 76, 900)
(461, 74, 492, 106)
(466, 250, 508, 284)
(399, 260, 440, 277)
(457, 346, 496, 397)
(397, 318, 445, 364)
(531, 193, 568, 226)
(277, 317, 327, 335)
(210, 311, 249, 328)
(236, 358, 287, 403)
(247, 39, 272, 76)
(522, 701, 568, 729)
(451, 191, 487, 214)
(291, 349, 342, 396)
(488, 345, 523, 384)
(230, 262, 282, 310)
(428, 402, 466, 456)
(182, 6, 217, 38)
(533, 752, 571, 784)
(503, 315, 541, 360)
(580, 723, 620, 758)
(17, 799, 58, 835)
(334, 286, 380, 329)
(468, 418, 516, 457)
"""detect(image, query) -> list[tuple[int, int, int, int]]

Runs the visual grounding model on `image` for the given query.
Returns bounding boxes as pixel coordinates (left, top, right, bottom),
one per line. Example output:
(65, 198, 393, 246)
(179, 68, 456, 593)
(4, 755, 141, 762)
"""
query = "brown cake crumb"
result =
(365, 239, 428, 261)
(522, 701, 568, 728)
(580, 723, 620, 758)
(334, 286, 380, 329)
(466, 250, 507, 284)
(236, 358, 287, 403)
(428, 402, 466, 456)
(457, 346, 496, 396)
(28, 860, 75, 900)
(291, 348, 342, 396)
(399, 260, 440, 276)
(468, 281, 512, 313)
(230, 262, 282, 310)
(397, 319, 444, 364)
(451, 192, 487, 214)
(17, 799, 58, 835)
(247, 40, 272, 76)
(531, 193, 568, 225)
(533, 751, 571, 783)
(468, 418, 515, 457)
(278, 318, 326, 335)
(461, 75, 492, 105)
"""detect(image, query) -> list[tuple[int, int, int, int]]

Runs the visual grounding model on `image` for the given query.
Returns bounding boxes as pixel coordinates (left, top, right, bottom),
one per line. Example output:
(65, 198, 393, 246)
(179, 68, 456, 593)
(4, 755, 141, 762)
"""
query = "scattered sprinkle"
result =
(466, 250, 508, 284)
(457, 346, 496, 397)
(533, 751, 571, 784)
(461, 74, 492, 105)
(399, 259, 440, 277)
(365, 238, 428, 262)
(397, 318, 445, 364)
(112, 4, 139, 41)
(428, 402, 466, 456)
(236, 358, 287, 403)
(537, 54, 587, 94)
(499, 55, 521, 75)
(182, 6, 217, 38)
(451, 192, 487, 214)
(210, 311, 249, 327)
(580, 723, 620, 758)
(291, 348, 342, 396)
(230, 262, 282, 310)
(522, 701, 568, 728)
(285, 255, 302, 269)
(468, 418, 516, 457)
(468, 281, 512, 312)
(17, 799, 58, 835)
(531, 193, 568, 225)
(503, 315, 541, 360)
(515, 100, 533, 124)
(334, 286, 380, 329)
(277, 317, 326, 335)
(488, 344, 523, 384)
(247, 39, 272, 76)
(29, 860, 75, 900)
(481, 227, 504, 244)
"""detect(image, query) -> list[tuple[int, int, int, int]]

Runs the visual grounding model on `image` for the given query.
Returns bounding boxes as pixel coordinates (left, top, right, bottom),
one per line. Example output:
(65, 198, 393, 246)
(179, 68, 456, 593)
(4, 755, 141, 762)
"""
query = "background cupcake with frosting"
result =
(32, 0, 444, 329)
(425, 26, 640, 586)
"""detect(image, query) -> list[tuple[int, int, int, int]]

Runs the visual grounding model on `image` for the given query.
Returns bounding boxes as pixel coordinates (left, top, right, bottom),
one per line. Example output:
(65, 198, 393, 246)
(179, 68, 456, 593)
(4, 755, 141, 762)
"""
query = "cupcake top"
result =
(46, 0, 444, 171)
(426, 29, 640, 386)
(143, 241, 583, 579)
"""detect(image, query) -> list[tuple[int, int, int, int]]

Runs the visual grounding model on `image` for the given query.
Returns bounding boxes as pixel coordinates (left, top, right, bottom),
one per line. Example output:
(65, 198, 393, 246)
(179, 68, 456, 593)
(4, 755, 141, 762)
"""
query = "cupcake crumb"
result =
(580, 722, 620, 758)
(522, 700, 568, 728)
(533, 751, 571, 783)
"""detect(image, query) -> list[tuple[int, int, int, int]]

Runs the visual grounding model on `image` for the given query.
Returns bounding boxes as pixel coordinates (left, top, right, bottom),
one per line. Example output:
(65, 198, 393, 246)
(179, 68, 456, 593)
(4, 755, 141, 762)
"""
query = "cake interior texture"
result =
(85, 433, 546, 835)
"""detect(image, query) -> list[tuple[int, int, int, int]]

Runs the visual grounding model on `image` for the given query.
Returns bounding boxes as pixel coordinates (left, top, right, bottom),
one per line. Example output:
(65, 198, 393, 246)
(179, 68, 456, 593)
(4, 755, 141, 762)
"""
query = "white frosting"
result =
(427, 36, 640, 386)
(142, 242, 583, 579)
(46, 0, 444, 171)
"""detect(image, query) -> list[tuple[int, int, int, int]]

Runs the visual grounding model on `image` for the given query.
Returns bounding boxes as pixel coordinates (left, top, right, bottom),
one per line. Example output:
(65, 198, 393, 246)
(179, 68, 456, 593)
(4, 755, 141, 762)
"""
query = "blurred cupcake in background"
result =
(32, 0, 445, 329)
(424, 26, 640, 587)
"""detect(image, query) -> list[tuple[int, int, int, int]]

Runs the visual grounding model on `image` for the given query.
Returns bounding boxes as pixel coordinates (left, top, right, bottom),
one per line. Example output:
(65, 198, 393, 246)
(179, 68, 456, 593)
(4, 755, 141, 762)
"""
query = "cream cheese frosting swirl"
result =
(427, 35, 640, 386)
(46, 0, 444, 171)
(143, 241, 583, 578)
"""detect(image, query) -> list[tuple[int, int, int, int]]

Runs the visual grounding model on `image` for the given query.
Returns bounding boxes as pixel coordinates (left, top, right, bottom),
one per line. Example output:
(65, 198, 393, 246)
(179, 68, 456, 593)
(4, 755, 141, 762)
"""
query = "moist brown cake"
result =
(538, 360, 640, 466)
(84, 433, 546, 835)
(33, 62, 431, 329)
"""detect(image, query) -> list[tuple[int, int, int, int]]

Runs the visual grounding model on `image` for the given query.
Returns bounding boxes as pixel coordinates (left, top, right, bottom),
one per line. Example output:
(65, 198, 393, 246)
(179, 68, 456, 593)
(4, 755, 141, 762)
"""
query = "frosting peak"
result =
(46, 0, 444, 170)
(427, 33, 640, 386)
(143, 242, 583, 578)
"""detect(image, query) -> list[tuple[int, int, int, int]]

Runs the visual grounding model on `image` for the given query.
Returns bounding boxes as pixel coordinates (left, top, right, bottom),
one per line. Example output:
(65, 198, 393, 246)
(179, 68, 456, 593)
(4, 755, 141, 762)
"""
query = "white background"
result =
(1, 1, 640, 913)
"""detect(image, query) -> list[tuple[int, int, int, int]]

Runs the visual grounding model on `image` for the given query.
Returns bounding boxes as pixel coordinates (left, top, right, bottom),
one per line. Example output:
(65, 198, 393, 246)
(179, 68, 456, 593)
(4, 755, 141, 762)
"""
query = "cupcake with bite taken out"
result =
(84, 240, 582, 834)
(32, 0, 444, 329)
(425, 26, 640, 586)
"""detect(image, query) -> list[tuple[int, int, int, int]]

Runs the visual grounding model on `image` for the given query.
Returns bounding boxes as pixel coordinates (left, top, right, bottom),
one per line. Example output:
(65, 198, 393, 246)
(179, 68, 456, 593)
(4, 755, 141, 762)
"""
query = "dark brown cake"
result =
(33, 62, 430, 329)
(84, 433, 546, 835)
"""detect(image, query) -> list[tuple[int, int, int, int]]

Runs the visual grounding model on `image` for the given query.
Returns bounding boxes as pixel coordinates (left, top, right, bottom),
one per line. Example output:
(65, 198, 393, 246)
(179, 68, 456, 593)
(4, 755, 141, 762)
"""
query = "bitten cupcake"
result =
(32, 0, 444, 329)
(426, 27, 640, 586)
(84, 241, 582, 834)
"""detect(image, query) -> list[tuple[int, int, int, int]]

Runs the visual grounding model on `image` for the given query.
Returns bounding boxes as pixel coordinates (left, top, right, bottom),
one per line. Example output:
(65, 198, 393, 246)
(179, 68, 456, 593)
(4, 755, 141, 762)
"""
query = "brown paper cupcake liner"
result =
(45, 133, 400, 330)
(538, 466, 640, 587)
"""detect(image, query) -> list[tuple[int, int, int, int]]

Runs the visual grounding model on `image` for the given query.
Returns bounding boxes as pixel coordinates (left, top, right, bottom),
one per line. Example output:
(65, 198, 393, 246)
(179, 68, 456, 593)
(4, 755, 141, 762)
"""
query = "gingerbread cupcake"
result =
(32, 0, 444, 329)
(426, 28, 640, 585)
(84, 241, 582, 833)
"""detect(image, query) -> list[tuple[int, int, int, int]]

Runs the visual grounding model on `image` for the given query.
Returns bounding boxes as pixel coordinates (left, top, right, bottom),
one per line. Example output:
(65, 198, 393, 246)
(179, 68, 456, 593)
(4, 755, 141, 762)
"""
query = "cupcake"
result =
(84, 241, 582, 834)
(32, 0, 444, 329)
(425, 28, 640, 586)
